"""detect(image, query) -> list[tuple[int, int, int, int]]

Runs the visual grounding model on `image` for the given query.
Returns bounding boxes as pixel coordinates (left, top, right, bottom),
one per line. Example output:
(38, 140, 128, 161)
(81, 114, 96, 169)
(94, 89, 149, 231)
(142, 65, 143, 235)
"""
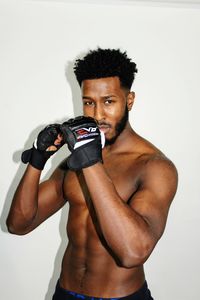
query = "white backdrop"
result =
(1, 0, 200, 299)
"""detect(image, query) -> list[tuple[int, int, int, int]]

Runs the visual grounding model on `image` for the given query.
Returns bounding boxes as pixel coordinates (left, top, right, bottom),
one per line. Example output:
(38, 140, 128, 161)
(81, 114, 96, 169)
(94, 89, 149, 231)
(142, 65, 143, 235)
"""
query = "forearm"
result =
(7, 164, 41, 234)
(82, 163, 154, 267)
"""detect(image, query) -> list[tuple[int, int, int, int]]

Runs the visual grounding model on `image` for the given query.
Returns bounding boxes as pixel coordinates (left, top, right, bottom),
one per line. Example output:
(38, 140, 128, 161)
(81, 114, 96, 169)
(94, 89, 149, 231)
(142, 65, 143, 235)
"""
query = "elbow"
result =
(6, 223, 24, 236)
(6, 218, 30, 236)
(6, 217, 15, 234)
(7, 226, 20, 235)
(7, 225, 30, 236)
(6, 208, 37, 235)
(120, 253, 148, 269)
(118, 244, 153, 269)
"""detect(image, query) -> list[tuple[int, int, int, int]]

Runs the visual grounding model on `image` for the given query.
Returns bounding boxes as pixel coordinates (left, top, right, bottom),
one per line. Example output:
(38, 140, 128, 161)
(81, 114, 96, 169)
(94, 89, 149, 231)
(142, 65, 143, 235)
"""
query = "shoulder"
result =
(138, 153, 178, 203)
(141, 153, 178, 180)
(128, 132, 178, 198)
(131, 132, 177, 183)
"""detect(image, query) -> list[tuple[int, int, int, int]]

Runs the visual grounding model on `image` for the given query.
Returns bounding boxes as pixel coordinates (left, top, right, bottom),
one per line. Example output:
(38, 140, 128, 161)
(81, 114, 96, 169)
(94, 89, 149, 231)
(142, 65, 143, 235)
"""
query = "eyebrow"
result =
(82, 94, 117, 100)
(82, 96, 93, 100)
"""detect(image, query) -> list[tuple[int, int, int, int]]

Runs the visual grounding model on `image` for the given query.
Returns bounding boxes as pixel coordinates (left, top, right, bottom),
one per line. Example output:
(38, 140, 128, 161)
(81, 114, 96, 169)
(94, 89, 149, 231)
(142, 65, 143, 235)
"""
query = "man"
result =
(7, 48, 178, 300)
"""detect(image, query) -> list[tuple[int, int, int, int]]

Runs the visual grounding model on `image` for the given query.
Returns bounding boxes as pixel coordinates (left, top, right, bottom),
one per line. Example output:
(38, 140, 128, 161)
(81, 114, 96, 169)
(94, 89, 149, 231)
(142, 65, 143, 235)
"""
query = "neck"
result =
(103, 122, 135, 154)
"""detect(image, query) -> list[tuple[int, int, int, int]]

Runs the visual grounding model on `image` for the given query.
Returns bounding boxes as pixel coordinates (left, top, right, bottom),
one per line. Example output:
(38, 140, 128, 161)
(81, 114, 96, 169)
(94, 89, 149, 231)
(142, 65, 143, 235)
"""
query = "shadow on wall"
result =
(45, 58, 85, 300)
(65, 57, 83, 117)
(0, 56, 84, 299)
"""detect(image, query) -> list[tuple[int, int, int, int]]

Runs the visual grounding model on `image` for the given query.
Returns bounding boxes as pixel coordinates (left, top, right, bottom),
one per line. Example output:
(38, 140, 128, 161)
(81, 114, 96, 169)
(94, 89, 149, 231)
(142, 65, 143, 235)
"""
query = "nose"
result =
(94, 103, 105, 122)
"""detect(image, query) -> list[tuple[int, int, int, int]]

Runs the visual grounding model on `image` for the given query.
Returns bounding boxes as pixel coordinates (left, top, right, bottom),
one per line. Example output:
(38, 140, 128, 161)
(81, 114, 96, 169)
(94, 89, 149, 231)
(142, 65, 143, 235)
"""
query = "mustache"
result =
(97, 122, 111, 128)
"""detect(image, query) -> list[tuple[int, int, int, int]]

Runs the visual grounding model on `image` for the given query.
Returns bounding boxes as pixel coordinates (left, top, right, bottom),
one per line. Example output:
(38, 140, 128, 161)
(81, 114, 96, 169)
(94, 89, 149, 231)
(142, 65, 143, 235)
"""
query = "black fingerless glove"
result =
(21, 124, 63, 170)
(60, 116, 105, 171)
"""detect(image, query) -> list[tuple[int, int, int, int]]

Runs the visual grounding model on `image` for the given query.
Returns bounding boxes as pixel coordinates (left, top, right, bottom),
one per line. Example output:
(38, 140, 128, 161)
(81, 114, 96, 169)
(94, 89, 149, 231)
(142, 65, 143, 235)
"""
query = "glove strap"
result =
(67, 140, 103, 171)
(21, 146, 55, 170)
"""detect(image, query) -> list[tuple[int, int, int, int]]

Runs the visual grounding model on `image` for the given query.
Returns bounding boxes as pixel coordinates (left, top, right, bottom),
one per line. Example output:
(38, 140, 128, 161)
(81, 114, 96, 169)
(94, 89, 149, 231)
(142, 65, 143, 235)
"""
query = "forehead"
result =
(81, 76, 124, 96)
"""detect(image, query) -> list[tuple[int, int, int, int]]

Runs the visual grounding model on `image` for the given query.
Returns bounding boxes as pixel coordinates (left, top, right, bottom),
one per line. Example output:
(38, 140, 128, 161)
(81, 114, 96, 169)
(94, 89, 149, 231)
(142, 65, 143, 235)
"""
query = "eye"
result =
(104, 99, 113, 105)
(83, 100, 95, 107)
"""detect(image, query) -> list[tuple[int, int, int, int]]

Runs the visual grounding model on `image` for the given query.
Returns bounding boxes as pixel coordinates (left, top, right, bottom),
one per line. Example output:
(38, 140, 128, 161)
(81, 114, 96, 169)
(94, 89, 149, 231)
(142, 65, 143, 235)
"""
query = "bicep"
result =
(129, 159, 178, 241)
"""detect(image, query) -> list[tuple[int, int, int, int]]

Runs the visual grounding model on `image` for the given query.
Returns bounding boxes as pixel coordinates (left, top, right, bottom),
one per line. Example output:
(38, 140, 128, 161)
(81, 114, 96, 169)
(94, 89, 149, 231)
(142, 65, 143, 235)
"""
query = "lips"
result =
(98, 124, 111, 134)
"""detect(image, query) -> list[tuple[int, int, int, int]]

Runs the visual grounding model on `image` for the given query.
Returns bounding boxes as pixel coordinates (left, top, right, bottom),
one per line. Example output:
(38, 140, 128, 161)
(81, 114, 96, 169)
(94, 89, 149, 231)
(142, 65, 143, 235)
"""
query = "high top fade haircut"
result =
(74, 48, 138, 90)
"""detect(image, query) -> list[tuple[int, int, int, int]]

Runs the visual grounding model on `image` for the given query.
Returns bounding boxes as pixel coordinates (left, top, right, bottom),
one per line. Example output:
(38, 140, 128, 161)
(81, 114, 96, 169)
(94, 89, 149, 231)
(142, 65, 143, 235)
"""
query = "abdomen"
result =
(60, 205, 145, 297)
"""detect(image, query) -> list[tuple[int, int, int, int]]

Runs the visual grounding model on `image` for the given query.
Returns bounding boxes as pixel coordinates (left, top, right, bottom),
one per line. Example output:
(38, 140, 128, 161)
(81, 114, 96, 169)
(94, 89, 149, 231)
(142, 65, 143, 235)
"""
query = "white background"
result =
(1, 0, 200, 299)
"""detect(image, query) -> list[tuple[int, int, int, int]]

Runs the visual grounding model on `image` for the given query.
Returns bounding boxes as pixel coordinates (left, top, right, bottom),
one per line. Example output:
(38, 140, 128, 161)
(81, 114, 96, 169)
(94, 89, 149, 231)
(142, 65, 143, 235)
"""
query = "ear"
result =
(126, 91, 135, 111)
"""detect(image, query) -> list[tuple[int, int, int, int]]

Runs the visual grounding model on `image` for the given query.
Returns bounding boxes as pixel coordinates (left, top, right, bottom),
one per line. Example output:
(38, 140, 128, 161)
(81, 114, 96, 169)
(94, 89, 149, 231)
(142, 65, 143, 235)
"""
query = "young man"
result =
(7, 48, 178, 300)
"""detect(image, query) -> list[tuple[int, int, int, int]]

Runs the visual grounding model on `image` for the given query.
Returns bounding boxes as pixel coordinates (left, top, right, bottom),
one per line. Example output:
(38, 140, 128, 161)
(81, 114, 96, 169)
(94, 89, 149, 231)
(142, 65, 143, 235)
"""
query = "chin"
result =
(105, 135, 118, 146)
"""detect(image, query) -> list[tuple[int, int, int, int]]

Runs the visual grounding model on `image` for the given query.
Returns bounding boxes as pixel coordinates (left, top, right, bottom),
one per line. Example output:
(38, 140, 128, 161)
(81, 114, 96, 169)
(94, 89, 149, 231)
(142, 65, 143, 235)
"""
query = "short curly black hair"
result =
(74, 48, 137, 89)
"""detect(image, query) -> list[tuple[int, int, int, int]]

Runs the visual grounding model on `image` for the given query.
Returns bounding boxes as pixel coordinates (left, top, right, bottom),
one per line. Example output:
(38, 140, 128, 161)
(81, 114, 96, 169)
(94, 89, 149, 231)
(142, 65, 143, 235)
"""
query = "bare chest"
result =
(63, 156, 142, 206)
(62, 156, 142, 248)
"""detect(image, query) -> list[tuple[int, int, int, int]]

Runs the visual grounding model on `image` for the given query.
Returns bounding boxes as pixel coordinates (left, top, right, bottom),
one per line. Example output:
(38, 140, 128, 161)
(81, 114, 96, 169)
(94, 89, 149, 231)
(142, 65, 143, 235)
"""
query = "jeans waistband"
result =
(55, 280, 150, 300)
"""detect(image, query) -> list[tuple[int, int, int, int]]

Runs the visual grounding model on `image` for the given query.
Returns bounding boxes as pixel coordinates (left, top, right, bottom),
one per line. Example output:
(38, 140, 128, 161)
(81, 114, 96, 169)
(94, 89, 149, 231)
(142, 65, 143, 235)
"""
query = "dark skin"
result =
(7, 76, 178, 297)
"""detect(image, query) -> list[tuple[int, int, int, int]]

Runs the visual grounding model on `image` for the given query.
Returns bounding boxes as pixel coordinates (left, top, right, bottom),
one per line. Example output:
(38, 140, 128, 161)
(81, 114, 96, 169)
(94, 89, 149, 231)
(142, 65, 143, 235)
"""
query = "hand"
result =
(60, 116, 105, 171)
(21, 124, 64, 170)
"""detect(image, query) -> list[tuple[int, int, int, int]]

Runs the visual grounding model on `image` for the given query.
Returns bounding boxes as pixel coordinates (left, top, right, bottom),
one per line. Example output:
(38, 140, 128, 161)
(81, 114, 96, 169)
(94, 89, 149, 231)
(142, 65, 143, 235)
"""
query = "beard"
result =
(105, 106, 129, 146)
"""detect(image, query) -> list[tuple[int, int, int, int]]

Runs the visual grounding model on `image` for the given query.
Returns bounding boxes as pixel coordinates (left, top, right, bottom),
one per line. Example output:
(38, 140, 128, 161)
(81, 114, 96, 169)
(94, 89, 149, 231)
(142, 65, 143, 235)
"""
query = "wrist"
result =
(21, 146, 53, 170)
(67, 139, 103, 171)
(29, 147, 48, 170)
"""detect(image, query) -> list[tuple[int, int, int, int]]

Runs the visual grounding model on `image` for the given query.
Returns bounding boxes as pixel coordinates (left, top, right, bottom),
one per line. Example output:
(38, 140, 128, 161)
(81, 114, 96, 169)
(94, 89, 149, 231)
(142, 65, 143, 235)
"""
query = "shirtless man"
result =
(6, 48, 178, 300)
